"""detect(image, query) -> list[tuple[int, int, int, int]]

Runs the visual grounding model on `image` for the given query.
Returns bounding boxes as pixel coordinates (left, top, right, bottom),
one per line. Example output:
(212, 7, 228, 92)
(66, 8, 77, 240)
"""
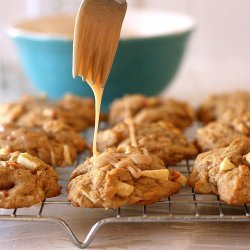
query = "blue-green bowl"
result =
(8, 9, 194, 110)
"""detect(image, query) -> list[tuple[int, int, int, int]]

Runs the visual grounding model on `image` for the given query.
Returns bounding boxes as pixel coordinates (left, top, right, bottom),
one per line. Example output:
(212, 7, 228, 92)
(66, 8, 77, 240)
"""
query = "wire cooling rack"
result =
(1, 125, 250, 248)
(1, 160, 250, 248)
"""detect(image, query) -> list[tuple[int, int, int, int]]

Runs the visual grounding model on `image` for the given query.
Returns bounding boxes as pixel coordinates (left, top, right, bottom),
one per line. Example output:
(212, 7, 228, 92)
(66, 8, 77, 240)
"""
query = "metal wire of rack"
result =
(1, 124, 250, 248)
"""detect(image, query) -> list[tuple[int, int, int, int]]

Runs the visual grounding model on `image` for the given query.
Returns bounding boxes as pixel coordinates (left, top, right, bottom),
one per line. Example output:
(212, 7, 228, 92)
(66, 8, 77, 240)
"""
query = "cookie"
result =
(0, 95, 46, 125)
(0, 151, 61, 208)
(196, 122, 248, 152)
(197, 91, 250, 124)
(230, 112, 250, 135)
(97, 121, 197, 165)
(53, 94, 95, 132)
(109, 94, 195, 129)
(188, 138, 250, 205)
(0, 94, 95, 132)
(68, 145, 187, 208)
(0, 123, 87, 167)
(196, 113, 250, 152)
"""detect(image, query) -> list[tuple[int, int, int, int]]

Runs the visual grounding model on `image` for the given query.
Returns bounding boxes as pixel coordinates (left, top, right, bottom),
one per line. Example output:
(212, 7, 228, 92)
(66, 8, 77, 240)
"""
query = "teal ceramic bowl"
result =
(8, 9, 194, 109)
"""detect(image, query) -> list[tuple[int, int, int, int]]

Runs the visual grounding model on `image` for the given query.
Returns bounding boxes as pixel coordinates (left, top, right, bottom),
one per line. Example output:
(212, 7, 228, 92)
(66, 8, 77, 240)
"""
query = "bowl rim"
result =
(7, 8, 195, 42)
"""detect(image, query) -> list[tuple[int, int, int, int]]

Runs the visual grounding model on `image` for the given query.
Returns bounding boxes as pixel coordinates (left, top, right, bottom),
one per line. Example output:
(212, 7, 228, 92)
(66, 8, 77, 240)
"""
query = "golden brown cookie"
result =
(197, 91, 250, 124)
(0, 151, 61, 208)
(0, 123, 87, 167)
(0, 94, 95, 132)
(0, 95, 46, 125)
(97, 121, 198, 165)
(52, 94, 95, 132)
(196, 122, 248, 152)
(196, 113, 250, 152)
(188, 138, 250, 205)
(68, 146, 187, 208)
(109, 94, 195, 129)
(230, 112, 250, 135)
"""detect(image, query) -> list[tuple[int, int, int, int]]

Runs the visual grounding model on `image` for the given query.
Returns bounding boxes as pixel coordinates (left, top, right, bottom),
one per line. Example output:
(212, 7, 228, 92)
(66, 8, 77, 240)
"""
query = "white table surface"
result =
(0, 65, 250, 250)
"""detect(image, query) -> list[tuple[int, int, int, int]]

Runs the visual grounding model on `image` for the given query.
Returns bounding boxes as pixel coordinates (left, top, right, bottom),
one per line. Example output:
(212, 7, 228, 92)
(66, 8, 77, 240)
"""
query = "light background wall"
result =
(0, 0, 250, 101)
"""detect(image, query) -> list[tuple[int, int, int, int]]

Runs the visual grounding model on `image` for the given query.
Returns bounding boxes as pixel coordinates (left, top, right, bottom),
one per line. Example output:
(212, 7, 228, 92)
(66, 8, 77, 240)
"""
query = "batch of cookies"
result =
(0, 91, 249, 209)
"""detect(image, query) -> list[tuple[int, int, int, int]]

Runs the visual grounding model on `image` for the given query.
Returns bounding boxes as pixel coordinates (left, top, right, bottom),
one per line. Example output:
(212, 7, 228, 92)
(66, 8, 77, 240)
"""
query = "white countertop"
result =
(0, 65, 250, 250)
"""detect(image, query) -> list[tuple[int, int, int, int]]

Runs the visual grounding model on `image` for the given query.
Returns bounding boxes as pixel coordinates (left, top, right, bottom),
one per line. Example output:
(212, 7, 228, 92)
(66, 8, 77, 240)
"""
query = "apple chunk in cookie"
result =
(68, 146, 187, 208)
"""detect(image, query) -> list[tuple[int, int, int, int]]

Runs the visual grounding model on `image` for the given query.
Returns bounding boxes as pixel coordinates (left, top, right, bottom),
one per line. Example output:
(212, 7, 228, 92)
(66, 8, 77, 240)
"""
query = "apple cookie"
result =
(196, 122, 248, 152)
(0, 123, 87, 167)
(68, 145, 187, 208)
(97, 121, 197, 165)
(0, 151, 61, 208)
(109, 94, 195, 129)
(196, 113, 250, 152)
(188, 138, 250, 205)
(0, 94, 95, 132)
(197, 91, 250, 124)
